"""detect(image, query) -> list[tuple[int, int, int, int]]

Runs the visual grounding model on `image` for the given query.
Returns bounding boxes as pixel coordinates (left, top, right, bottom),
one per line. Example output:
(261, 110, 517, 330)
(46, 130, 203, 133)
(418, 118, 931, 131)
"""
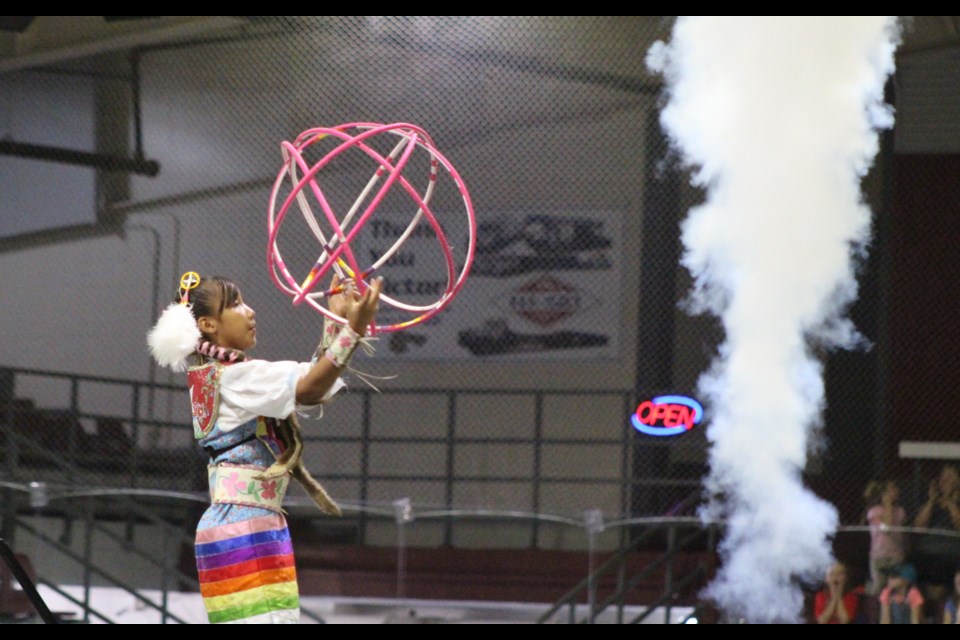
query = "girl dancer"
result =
(148, 271, 381, 623)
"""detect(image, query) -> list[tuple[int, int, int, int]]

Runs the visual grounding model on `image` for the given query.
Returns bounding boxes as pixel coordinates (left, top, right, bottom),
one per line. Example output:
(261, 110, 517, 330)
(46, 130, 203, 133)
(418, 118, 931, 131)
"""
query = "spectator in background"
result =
(942, 567, 960, 624)
(914, 463, 960, 532)
(879, 562, 924, 624)
(814, 560, 862, 624)
(864, 479, 908, 596)
(912, 463, 960, 609)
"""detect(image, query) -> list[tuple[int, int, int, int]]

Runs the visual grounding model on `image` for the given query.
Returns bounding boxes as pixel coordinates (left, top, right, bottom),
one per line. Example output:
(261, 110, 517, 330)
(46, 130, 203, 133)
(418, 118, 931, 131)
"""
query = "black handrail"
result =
(13, 519, 191, 624)
(589, 526, 709, 623)
(6, 491, 331, 624)
(0, 537, 58, 624)
(536, 519, 716, 624)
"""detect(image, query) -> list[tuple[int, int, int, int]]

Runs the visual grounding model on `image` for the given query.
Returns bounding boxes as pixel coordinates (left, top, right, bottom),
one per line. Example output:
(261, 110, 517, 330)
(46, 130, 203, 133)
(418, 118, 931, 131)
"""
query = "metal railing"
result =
(535, 513, 718, 624)
(0, 536, 58, 623)
(0, 365, 705, 543)
(1, 482, 717, 624)
(6, 481, 960, 624)
(0, 483, 339, 624)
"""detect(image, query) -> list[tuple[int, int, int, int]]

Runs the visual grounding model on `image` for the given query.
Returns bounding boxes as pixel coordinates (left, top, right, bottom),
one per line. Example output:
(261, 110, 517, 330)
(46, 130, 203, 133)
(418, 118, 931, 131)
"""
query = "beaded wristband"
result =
(325, 325, 362, 368)
(319, 317, 343, 351)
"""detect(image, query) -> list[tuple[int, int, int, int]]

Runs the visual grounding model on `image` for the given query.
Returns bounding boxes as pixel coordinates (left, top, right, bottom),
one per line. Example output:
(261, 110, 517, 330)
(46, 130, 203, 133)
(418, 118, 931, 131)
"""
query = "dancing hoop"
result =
(267, 122, 475, 334)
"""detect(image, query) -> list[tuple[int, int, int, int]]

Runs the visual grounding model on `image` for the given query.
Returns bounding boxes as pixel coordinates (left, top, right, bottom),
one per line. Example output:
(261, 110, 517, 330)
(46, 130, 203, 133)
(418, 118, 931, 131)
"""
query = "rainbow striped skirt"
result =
(195, 513, 300, 623)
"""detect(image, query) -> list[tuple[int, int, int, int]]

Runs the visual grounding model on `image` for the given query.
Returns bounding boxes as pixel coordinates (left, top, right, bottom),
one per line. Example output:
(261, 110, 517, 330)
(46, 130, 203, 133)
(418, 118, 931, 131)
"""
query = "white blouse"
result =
(214, 359, 345, 432)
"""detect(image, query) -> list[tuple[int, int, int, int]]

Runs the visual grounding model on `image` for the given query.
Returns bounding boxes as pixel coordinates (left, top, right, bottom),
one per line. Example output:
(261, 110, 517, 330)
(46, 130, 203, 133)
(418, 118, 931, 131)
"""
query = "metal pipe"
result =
(0, 140, 159, 175)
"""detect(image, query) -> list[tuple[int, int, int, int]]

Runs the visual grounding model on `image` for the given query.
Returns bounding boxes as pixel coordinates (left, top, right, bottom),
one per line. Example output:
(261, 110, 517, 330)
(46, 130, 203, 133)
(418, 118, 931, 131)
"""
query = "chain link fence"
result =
(0, 17, 956, 575)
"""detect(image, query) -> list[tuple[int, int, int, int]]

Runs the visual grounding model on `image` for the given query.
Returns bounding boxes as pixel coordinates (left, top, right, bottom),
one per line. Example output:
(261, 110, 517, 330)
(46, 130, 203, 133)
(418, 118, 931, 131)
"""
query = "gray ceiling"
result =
(0, 17, 957, 75)
(0, 16, 248, 73)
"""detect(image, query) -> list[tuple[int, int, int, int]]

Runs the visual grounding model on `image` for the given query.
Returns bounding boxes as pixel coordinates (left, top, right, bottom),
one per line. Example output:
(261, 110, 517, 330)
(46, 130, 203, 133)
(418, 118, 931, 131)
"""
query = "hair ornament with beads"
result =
(178, 271, 201, 304)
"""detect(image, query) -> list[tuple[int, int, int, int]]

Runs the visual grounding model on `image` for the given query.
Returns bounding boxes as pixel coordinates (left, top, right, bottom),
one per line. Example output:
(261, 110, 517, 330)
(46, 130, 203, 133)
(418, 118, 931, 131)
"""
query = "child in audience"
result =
(879, 563, 924, 624)
(863, 478, 908, 595)
(814, 560, 862, 624)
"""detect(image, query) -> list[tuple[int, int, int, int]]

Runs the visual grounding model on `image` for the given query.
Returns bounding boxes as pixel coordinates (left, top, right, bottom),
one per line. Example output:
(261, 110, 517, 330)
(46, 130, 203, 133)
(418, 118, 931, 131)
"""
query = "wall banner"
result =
(357, 210, 623, 361)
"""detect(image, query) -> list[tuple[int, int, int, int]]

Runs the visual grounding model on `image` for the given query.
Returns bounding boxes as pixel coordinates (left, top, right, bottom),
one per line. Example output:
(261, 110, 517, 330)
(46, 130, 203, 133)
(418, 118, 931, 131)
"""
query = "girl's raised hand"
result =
(346, 277, 383, 336)
(327, 273, 355, 319)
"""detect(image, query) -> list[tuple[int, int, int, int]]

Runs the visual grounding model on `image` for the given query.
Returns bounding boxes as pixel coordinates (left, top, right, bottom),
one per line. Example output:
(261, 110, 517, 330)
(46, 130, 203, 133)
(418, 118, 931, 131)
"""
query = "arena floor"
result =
(23, 586, 694, 624)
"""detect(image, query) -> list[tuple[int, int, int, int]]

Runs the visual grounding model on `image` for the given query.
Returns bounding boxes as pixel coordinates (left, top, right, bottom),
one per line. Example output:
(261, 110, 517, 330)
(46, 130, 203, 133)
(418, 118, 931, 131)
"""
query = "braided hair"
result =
(178, 275, 248, 366)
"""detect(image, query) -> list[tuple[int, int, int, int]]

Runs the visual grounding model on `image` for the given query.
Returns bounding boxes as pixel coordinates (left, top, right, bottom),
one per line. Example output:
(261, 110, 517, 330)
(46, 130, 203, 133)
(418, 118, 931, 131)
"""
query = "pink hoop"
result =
(267, 123, 476, 334)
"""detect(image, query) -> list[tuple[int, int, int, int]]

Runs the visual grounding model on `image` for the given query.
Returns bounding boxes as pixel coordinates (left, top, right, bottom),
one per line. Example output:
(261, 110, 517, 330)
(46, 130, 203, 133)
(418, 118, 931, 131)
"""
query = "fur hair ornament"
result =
(147, 302, 201, 371)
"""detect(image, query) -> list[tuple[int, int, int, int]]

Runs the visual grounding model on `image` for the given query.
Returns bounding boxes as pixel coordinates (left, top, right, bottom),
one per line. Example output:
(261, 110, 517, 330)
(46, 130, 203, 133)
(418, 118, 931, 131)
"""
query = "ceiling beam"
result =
(0, 16, 247, 73)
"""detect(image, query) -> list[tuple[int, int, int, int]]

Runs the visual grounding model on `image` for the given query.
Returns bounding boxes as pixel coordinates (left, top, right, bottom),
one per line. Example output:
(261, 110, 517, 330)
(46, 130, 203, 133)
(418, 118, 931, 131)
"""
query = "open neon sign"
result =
(631, 395, 703, 437)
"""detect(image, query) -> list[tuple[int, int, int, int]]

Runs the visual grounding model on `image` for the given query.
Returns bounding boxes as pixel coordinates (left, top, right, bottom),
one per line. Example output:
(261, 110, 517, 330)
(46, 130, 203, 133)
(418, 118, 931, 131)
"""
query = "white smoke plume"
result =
(646, 17, 901, 623)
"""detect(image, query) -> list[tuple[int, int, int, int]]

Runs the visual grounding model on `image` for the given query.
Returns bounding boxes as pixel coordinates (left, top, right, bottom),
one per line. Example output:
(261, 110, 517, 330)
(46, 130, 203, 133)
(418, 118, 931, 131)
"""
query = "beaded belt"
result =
(208, 463, 289, 513)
